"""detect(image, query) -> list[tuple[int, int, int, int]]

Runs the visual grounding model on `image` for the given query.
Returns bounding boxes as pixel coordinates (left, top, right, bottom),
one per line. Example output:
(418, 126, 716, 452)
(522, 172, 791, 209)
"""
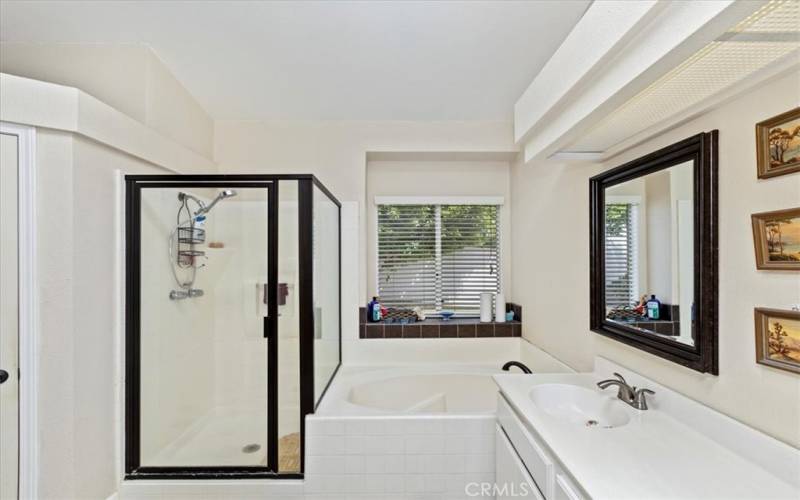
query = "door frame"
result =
(0, 122, 39, 500)
(124, 177, 283, 479)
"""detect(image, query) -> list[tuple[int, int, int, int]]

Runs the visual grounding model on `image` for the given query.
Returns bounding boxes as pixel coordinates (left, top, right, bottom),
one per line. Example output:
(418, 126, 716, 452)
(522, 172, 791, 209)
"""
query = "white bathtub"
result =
(349, 373, 498, 413)
(315, 365, 502, 416)
(307, 365, 502, 497)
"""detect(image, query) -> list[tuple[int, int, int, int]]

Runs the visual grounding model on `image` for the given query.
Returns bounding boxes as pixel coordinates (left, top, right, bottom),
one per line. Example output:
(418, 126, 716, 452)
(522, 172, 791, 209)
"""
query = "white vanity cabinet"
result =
(494, 364, 800, 500)
(495, 394, 586, 500)
(495, 425, 544, 500)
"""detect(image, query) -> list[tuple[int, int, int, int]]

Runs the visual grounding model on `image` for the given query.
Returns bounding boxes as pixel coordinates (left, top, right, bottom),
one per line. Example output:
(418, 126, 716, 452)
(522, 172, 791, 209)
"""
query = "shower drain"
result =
(242, 443, 261, 454)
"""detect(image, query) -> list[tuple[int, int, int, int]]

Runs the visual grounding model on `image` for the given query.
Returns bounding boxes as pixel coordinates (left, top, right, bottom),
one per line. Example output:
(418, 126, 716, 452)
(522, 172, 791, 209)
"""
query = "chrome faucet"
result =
(597, 372, 655, 410)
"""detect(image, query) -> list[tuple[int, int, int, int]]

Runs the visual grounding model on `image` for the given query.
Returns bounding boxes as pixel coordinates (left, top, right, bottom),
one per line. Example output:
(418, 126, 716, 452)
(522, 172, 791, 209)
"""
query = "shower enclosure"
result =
(124, 175, 341, 479)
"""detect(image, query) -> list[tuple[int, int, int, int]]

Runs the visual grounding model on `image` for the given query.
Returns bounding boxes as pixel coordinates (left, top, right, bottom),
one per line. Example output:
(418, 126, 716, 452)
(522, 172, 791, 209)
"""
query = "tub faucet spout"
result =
(502, 361, 532, 374)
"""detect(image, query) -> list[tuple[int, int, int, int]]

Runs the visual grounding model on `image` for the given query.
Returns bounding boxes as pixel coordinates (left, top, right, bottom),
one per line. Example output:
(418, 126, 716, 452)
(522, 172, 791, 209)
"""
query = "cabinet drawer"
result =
(497, 394, 555, 498)
(496, 425, 545, 500)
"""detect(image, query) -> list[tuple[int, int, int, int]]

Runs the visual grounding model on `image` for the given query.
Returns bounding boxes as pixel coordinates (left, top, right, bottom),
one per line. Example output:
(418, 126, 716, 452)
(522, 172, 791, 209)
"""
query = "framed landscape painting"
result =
(755, 308, 800, 374)
(751, 207, 800, 270)
(756, 107, 800, 179)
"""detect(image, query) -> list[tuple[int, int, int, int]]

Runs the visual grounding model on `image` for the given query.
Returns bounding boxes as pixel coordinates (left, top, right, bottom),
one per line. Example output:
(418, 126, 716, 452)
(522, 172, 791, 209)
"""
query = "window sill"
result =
(359, 309, 522, 339)
(358, 302, 522, 339)
(403, 317, 520, 325)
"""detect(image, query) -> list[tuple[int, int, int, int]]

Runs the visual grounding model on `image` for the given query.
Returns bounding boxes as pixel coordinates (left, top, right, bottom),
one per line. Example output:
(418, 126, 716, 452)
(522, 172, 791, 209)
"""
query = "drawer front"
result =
(497, 394, 555, 498)
(554, 473, 584, 500)
(495, 425, 545, 500)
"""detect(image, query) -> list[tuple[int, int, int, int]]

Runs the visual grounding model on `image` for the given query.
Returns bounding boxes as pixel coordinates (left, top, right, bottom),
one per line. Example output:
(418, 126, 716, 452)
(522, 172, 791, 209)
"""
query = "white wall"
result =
(34, 131, 185, 499)
(366, 159, 512, 298)
(0, 43, 214, 157)
(511, 71, 800, 447)
(138, 188, 217, 464)
(210, 194, 271, 420)
(214, 120, 516, 309)
(644, 170, 673, 302)
(0, 62, 219, 496)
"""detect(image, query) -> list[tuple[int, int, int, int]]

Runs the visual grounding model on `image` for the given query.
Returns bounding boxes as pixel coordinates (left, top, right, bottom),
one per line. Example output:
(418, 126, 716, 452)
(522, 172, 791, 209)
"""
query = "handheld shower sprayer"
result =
(197, 189, 237, 216)
(178, 189, 238, 217)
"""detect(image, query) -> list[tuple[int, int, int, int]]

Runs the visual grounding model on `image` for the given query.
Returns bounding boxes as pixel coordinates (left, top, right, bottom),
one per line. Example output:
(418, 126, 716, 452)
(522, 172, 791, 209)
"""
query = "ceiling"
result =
(0, 0, 590, 121)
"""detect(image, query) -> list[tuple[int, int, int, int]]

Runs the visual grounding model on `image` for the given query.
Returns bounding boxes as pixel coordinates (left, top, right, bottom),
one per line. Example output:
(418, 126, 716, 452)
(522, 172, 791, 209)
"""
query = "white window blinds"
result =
(377, 204, 500, 316)
(605, 203, 639, 308)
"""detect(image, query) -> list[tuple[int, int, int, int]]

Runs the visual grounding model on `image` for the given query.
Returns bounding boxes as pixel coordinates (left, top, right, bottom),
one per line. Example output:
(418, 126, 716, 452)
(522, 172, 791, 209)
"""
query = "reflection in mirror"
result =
(604, 160, 695, 346)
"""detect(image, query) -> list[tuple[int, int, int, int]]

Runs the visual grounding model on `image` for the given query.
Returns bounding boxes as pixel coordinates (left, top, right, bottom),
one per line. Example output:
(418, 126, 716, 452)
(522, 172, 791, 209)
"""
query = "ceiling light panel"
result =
(565, 0, 799, 153)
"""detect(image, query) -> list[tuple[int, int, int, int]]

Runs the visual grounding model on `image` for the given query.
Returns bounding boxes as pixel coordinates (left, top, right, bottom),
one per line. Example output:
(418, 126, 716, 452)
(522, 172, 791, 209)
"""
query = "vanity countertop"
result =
(494, 372, 799, 500)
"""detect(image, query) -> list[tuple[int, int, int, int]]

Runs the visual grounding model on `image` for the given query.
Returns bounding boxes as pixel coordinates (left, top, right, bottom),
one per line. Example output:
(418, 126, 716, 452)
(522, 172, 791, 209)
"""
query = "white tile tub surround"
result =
(306, 365, 503, 499)
(305, 415, 495, 500)
(117, 480, 305, 499)
(300, 358, 570, 499)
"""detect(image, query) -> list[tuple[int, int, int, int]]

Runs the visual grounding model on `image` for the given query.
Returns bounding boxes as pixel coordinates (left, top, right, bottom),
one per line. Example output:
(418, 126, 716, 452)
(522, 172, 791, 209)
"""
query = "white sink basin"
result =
(529, 383, 630, 428)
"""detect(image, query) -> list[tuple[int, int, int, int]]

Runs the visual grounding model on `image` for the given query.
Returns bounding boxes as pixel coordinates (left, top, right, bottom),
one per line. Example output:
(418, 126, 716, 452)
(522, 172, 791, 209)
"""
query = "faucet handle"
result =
(633, 388, 655, 410)
(612, 372, 627, 384)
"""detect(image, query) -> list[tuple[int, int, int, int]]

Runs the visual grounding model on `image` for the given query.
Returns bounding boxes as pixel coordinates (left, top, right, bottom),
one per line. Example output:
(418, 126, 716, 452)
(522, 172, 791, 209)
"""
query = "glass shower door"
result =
(126, 179, 279, 476)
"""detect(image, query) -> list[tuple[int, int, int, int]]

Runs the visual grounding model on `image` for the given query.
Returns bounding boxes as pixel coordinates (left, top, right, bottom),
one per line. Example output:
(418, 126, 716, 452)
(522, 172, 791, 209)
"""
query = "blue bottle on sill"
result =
(367, 296, 381, 322)
(646, 295, 661, 320)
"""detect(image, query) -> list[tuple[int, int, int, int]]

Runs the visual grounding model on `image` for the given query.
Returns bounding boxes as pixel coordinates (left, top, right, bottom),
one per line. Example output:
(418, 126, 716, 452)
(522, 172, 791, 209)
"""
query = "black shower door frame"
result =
(124, 174, 341, 480)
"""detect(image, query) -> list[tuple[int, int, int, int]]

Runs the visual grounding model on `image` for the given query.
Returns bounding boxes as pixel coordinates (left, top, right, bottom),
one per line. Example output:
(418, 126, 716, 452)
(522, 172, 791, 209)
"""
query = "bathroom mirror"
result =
(590, 132, 719, 374)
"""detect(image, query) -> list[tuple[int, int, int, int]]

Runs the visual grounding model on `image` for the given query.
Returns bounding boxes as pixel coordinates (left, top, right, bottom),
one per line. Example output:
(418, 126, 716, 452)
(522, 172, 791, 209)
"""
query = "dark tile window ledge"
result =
(359, 304, 522, 339)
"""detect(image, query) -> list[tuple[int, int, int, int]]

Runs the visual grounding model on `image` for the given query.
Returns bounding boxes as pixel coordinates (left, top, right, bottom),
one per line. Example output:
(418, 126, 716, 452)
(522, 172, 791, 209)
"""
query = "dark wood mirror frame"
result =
(590, 131, 719, 375)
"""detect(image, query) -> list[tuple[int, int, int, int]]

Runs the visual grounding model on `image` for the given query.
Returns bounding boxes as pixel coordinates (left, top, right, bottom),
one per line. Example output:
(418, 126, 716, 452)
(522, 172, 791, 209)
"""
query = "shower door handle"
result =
(0, 369, 9, 384)
(257, 283, 269, 318)
(262, 283, 271, 339)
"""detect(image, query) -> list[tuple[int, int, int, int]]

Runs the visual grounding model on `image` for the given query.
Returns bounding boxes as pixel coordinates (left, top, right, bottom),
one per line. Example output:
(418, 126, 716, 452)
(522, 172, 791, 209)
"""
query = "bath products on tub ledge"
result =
(367, 296, 382, 322)
(646, 295, 661, 320)
(495, 293, 506, 323)
(480, 292, 493, 322)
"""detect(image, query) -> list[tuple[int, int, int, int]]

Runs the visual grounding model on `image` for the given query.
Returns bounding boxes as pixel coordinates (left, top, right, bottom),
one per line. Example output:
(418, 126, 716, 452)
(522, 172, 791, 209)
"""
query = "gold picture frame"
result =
(755, 307, 800, 374)
(756, 107, 800, 179)
(751, 207, 800, 271)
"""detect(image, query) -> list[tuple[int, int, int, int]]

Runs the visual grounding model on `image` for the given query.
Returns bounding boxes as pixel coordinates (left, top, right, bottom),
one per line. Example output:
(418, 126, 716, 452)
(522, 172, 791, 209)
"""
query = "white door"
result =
(0, 131, 20, 499)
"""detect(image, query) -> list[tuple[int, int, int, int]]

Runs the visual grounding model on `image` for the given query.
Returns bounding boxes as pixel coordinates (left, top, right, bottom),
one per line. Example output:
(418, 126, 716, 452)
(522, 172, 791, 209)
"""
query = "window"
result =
(377, 203, 500, 316)
(605, 203, 639, 308)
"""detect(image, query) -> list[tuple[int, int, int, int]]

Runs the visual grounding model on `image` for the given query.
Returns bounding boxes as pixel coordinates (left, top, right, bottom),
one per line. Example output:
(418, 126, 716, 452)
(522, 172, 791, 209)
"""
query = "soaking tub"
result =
(315, 365, 502, 416)
(305, 366, 503, 497)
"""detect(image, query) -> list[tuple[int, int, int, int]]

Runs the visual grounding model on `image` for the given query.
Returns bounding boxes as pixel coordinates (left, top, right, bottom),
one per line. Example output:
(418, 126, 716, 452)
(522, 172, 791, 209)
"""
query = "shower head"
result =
(195, 189, 238, 216)
(178, 189, 238, 217)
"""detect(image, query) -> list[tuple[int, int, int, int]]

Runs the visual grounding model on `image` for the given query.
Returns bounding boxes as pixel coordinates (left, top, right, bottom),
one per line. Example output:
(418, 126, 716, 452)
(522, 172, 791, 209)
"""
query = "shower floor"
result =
(149, 407, 299, 470)
(278, 432, 301, 471)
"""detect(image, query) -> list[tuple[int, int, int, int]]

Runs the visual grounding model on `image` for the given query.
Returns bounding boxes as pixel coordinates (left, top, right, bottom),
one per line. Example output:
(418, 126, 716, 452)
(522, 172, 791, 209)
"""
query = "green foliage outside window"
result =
(378, 204, 498, 270)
